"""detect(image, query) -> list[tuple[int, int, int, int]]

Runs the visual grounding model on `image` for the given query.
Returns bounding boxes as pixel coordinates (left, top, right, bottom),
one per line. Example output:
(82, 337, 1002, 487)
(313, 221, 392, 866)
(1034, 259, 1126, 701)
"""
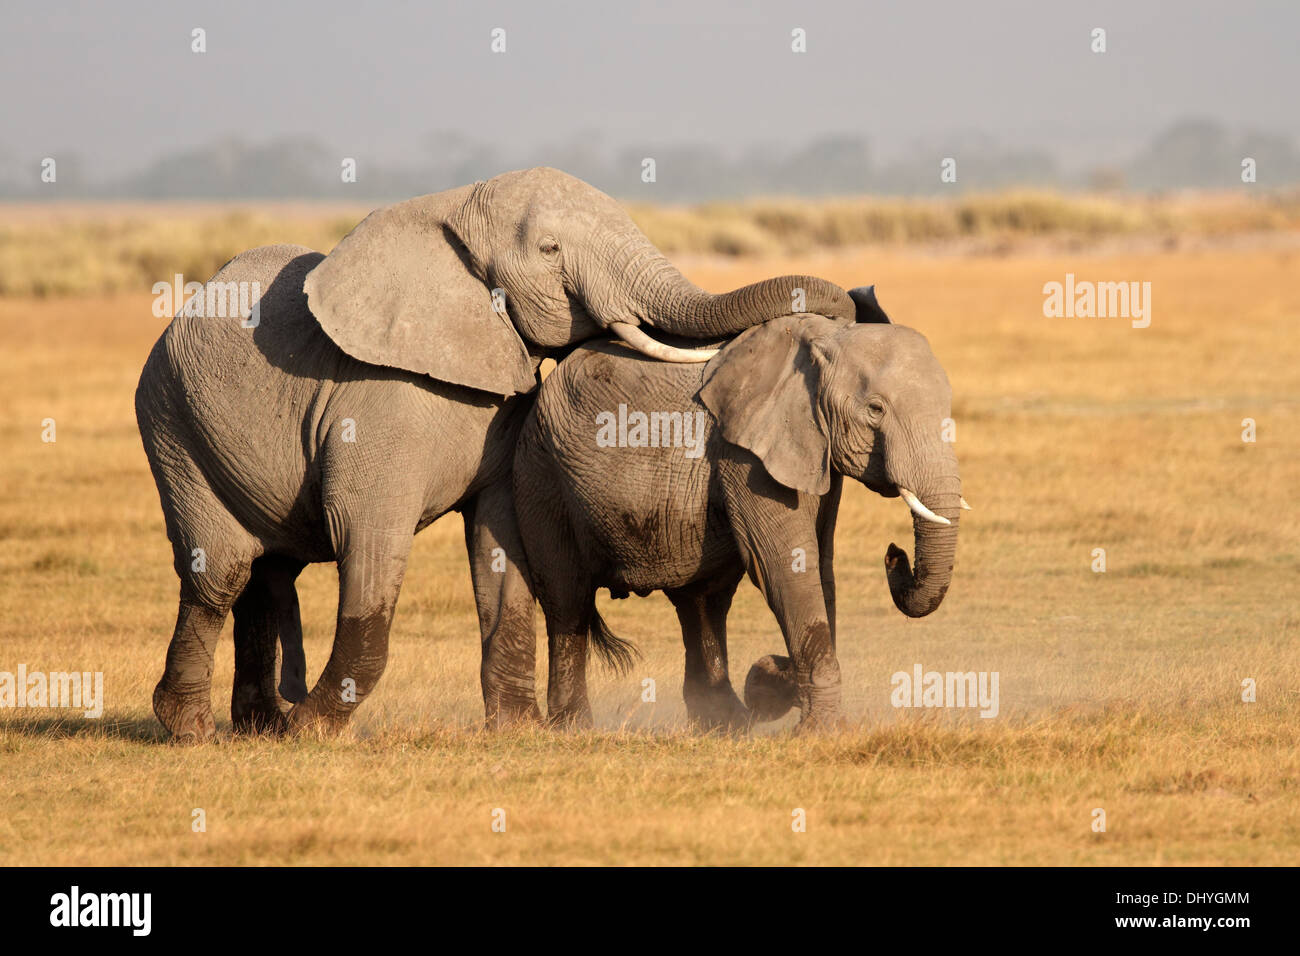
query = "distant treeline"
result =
(3, 119, 1299, 201)
(5, 190, 1300, 298)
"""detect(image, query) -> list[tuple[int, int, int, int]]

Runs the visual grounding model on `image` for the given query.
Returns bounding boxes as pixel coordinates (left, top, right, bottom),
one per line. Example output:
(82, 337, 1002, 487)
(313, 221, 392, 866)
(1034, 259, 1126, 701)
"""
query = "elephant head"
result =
(304, 166, 855, 395)
(700, 290, 962, 619)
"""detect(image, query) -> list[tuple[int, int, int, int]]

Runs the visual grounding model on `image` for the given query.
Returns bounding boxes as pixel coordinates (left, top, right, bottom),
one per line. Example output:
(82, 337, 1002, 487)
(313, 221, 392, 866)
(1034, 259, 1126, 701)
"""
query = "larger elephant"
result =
(135, 166, 855, 741)
(512, 288, 962, 729)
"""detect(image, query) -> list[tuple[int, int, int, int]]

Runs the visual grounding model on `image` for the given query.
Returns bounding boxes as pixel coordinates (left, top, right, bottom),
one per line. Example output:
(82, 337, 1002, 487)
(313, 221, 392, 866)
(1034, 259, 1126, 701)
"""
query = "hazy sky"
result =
(3, 0, 1297, 178)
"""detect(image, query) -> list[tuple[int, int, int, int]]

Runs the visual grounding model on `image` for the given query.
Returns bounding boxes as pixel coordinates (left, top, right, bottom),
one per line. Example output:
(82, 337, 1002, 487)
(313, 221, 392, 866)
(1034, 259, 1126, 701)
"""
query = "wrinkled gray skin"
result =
(136, 167, 855, 741)
(513, 296, 960, 729)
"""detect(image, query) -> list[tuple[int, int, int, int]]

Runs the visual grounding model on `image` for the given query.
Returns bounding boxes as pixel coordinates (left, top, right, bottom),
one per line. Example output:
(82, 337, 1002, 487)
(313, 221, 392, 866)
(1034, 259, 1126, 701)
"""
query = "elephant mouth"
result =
(607, 322, 719, 363)
(875, 482, 971, 524)
(559, 287, 603, 339)
(897, 486, 952, 526)
(563, 285, 724, 364)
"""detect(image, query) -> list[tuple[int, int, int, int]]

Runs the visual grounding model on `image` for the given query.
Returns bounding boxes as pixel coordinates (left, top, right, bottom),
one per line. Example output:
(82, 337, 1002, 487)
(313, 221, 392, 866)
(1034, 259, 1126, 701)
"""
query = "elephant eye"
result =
(539, 238, 561, 255)
(867, 399, 886, 417)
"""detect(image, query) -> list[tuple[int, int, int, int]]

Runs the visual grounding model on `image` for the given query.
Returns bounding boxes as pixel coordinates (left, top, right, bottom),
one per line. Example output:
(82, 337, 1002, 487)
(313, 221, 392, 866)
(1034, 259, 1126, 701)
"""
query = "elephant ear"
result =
(303, 184, 535, 396)
(849, 285, 892, 324)
(699, 315, 834, 495)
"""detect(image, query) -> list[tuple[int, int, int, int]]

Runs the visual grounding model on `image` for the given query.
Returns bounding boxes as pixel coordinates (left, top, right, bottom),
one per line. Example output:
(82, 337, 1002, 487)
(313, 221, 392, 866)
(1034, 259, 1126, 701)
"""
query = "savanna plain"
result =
(1, 196, 1297, 865)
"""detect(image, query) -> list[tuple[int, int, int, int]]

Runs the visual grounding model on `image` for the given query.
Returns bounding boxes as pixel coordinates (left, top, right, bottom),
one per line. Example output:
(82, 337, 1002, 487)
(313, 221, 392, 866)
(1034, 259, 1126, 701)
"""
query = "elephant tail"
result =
(589, 606, 638, 675)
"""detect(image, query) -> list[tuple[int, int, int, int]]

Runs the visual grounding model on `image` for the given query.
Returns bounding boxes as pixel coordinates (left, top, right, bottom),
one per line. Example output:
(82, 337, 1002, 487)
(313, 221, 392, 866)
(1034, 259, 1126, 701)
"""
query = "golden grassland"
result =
(1, 218, 1299, 864)
(4, 189, 1300, 296)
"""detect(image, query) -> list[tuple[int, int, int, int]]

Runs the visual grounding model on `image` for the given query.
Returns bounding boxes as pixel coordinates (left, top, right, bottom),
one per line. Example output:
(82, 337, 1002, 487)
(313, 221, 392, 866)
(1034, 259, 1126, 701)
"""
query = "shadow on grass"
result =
(0, 713, 167, 743)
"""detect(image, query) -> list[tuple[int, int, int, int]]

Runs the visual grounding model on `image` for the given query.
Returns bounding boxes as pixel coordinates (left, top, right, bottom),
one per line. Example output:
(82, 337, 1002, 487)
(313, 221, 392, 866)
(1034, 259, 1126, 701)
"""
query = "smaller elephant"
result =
(513, 287, 965, 730)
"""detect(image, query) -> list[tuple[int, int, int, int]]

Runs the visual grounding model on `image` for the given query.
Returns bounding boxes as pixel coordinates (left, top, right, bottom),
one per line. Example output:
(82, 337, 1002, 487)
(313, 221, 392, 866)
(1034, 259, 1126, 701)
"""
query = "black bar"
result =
(0, 866, 1276, 942)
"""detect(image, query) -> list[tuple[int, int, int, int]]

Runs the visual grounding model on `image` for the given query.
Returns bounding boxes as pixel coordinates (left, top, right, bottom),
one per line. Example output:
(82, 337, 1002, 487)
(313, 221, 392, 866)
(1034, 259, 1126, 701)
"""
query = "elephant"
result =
(134, 166, 856, 741)
(512, 287, 963, 729)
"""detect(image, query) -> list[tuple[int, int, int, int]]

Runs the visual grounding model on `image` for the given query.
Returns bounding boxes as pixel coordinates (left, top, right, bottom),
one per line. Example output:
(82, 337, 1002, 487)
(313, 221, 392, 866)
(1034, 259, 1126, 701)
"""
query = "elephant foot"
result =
(546, 700, 594, 730)
(231, 684, 290, 736)
(686, 686, 751, 733)
(284, 699, 350, 738)
(153, 681, 216, 744)
(278, 673, 309, 705)
(793, 710, 849, 735)
(485, 697, 544, 730)
(743, 655, 798, 723)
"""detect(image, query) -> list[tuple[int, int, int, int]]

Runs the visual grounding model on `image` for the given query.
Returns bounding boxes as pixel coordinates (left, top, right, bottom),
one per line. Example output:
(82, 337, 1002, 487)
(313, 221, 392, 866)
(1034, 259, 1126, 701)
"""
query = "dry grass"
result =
(629, 189, 1300, 257)
(0, 203, 367, 298)
(5, 190, 1300, 296)
(1, 227, 1298, 864)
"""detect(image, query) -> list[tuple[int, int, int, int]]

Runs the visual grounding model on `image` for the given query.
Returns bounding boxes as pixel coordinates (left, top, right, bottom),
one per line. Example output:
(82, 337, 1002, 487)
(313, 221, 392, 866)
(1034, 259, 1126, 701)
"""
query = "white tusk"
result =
(960, 497, 972, 511)
(897, 487, 951, 526)
(608, 322, 719, 363)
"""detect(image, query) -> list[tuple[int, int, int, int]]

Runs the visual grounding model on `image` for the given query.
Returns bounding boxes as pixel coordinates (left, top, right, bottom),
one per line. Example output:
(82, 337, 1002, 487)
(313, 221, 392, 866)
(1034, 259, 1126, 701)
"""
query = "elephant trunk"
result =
(591, 232, 855, 337)
(884, 475, 961, 619)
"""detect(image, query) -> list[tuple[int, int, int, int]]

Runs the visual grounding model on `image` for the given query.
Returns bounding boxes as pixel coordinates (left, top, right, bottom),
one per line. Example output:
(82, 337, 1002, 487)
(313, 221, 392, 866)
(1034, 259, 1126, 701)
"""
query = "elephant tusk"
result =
(608, 322, 719, 363)
(897, 487, 951, 526)
(960, 497, 972, 511)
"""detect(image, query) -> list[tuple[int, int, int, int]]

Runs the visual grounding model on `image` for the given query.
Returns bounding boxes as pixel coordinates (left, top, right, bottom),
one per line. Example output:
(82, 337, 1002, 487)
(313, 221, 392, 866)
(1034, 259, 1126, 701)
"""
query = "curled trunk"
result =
(885, 479, 961, 618)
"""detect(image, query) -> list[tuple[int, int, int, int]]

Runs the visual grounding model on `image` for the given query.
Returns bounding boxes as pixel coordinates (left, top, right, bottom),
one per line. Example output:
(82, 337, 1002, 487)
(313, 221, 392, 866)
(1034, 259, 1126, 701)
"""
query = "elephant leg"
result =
(816, 474, 843, 650)
(462, 481, 542, 728)
(528, 527, 593, 728)
(721, 472, 842, 728)
(154, 598, 237, 743)
(512, 437, 593, 728)
(668, 576, 747, 731)
(154, 555, 255, 743)
(231, 554, 306, 734)
(287, 526, 412, 735)
(152, 488, 258, 742)
(759, 571, 839, 729)
(543, 601, 592, 729)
